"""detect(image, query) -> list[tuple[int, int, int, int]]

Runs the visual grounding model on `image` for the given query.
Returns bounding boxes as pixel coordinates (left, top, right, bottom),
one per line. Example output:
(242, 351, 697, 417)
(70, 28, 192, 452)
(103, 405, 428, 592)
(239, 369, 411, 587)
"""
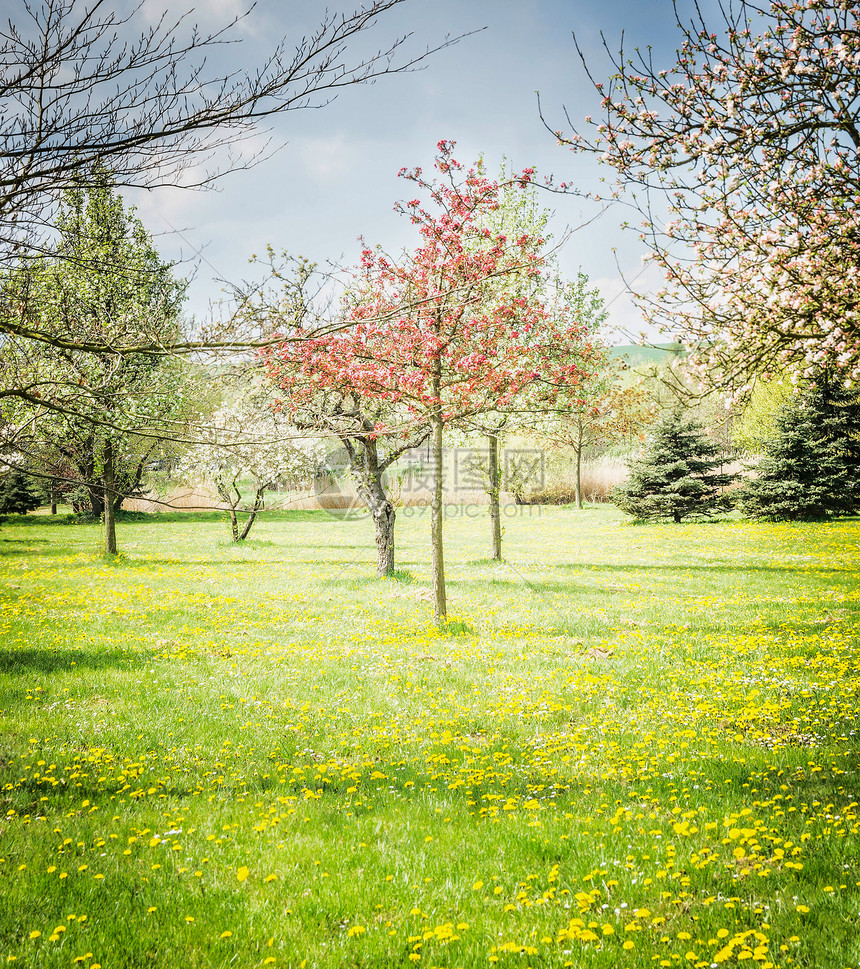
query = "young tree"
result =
(6, 171, 189, 554)
(542, 358, 655, 508)
(556, 0, 860, 388)
(737, 379, 860, 520)
(460, 272, 610, 549)
(177, 390, 326, 543)
(611, 410, 734, 522)
(463, 162, 553, 560)
(268, 142, 599, 621)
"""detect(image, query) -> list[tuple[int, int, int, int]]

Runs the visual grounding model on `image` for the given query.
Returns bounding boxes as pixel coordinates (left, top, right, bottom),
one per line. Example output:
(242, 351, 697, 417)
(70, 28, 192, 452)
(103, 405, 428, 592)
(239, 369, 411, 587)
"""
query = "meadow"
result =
(0, 506, 858, 969)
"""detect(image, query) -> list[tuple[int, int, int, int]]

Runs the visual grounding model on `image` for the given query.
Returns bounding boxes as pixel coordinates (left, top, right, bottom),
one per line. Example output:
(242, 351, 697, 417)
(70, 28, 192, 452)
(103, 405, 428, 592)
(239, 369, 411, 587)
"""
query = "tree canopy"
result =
(556, 0, 860, 388)
(2, 171, 192, 552)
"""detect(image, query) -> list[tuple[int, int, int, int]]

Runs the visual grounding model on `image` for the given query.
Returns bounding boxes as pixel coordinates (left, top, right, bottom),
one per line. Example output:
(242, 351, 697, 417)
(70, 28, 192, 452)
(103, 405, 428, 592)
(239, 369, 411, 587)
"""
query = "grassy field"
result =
(0, 506, 858, 969)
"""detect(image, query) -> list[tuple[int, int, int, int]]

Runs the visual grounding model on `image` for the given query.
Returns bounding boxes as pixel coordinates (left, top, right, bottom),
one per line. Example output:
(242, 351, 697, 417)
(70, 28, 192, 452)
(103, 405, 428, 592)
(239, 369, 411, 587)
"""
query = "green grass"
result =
(1, 506, 859, 969)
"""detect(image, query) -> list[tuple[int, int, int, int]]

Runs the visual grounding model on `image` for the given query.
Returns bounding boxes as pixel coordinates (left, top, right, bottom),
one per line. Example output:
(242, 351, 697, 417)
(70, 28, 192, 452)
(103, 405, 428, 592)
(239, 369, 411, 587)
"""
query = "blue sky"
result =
(125, 0, 707, 340)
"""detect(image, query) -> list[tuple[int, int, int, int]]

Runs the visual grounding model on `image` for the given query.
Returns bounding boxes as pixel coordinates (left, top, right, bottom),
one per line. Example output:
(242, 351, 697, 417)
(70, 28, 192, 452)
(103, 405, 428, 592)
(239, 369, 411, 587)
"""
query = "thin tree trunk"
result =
(50, 480, 57, 516)
(430, 361, 446, 623)
(574, 415, 584, 510)
(238, 488, 266, 540)
(228, 509, 239, 542)
(488, 432, 502, 560)
(103, 441, 117, 555)
(216, 480, 241, 542)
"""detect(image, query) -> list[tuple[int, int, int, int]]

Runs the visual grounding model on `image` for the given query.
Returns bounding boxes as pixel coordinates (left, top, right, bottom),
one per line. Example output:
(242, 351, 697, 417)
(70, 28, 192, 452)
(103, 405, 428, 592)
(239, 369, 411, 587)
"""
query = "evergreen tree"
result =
(611, 410, 734, 522)
(738, 380, 860, 521)
(0, 471, 42, 515)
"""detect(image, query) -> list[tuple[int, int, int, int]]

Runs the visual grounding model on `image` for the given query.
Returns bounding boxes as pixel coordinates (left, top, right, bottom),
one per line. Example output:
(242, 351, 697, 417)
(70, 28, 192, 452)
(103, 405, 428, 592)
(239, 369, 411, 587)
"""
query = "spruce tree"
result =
(738, 380, 860, 521)
(611, 410, 733, 522)
(0, 471, 42, 515)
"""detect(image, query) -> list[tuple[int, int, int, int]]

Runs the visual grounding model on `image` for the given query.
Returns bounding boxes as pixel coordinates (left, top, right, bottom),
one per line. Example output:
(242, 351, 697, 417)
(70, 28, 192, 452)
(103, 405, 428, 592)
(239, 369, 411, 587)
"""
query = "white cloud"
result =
(295, 135, 365, 187)
(593, 261, 667, 344)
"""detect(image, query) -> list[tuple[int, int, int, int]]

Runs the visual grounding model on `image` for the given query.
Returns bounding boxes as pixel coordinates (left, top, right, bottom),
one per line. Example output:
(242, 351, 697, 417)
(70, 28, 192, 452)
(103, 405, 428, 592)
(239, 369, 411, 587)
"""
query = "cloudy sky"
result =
(125, 0, 708, 340)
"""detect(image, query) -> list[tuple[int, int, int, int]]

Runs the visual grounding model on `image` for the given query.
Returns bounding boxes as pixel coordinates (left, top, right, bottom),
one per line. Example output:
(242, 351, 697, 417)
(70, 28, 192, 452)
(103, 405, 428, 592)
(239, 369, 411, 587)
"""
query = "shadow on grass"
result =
(0, 647, 156, 675)
(3, 509, 347, 526)
(124, 554, 377, 568)
(553, 560, 856, 576)
(452, 575, 606, 596)
(0, 539, 78, 558)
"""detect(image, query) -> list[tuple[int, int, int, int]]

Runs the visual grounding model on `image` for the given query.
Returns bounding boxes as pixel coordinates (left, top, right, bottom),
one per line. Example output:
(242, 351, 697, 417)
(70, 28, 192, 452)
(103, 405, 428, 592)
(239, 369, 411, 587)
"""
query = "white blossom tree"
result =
(178, 392, 327, 542)
(554, 0, 860, 389)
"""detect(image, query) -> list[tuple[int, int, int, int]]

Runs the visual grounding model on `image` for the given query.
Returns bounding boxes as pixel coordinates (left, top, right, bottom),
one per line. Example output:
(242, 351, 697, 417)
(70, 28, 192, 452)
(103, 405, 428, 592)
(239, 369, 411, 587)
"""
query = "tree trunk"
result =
(103, 441, 117, 555)
(430, 378, 446, 623)
(359, 469, 396, 578)
(228, 508, 239, 542)
(87, 486, 105, 517)
(574, 415, 584, 510)
(373, 501, 395, 577)
(49, 479, 57, 516)
(238, 489, 266, 540)
(488, 432, 502, 560)
(354, 467, 396, 576)
(343, 434, 398, 577)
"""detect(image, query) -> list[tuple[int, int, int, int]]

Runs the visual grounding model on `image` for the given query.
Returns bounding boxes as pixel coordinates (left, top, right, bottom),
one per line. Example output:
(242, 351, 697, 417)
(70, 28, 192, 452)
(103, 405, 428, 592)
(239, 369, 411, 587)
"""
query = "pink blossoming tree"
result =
(266, 142, 599, 621)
